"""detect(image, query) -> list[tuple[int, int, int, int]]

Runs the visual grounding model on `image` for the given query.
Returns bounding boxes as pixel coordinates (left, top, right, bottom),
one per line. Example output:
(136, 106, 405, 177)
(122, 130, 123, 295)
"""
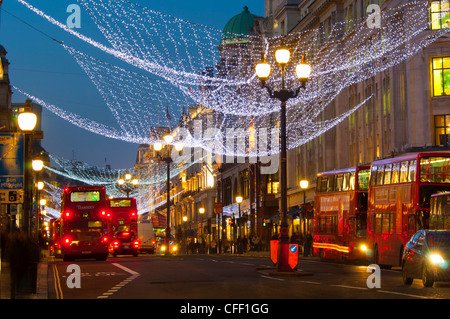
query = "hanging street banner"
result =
(0, 133, 24, 203)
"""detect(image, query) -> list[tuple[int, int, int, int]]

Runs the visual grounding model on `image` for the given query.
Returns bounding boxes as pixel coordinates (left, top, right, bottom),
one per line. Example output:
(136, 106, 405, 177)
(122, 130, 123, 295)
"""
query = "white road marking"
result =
(260, 275, 285, 281)
(96, 263, 140, 299)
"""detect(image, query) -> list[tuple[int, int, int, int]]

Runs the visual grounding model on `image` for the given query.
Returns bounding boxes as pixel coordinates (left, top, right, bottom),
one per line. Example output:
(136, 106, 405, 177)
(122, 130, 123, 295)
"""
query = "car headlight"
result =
(430, 254, 445, 264)
(161, 246, 166, 251)
(172, 246, 177, 251)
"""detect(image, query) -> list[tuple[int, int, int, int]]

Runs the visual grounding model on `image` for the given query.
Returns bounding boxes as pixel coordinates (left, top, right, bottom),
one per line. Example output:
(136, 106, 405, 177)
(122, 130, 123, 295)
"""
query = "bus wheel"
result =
(422, 263, 434, 287)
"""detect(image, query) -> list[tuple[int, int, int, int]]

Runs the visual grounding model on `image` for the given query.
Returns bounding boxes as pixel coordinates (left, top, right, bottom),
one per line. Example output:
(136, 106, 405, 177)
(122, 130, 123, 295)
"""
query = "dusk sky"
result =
(0, 0, 264, 170)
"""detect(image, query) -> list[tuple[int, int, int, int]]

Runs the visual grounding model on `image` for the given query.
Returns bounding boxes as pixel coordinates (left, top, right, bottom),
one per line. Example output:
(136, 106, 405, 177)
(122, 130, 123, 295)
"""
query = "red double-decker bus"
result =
(313, 165, 371, 261)
(367, 152, 450, 267)
(60, 186, 110, 261)
(108, 197, 138, 236)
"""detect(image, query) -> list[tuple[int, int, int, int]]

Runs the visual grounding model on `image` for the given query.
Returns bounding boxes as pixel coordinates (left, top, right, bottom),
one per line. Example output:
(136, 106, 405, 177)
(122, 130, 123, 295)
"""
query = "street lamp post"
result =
(118, 172, 139, 198)
(300, 179, 309, 237)
(235, 195, 243, 238)
(198, 207, 205, 242)
(255, 48, 311, 272)
(153, 133, 183, 256)
(32, 159, 44, 243)
(182, 215, 188, 253)
(235, 195, 243, 254)
(17, 100, 37, 237)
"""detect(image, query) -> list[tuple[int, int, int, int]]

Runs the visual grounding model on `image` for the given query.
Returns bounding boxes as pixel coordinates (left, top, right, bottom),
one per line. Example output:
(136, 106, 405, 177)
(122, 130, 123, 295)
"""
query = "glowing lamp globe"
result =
(32, 159, 44, 172)
(255, 61, 271, 81)
(18, 111, 37, 131)
(163, 134, 173, 144)
(154, 142, 163, 152)
(296, 55, 311, 82)
(300, 180, 309, 189)
(275, 47, 290, 65)
(175, 142, 183, 151)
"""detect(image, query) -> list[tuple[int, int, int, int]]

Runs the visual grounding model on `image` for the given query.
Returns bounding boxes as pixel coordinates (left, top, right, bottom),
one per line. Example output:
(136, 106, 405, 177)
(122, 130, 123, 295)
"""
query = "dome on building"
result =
(0, 44, 7, 54)
(222, 6, 257, 44)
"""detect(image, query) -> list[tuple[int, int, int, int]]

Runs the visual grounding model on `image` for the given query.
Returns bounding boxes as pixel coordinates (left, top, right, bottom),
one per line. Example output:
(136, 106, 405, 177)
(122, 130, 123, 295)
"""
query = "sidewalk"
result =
(0, 251, 49, 299)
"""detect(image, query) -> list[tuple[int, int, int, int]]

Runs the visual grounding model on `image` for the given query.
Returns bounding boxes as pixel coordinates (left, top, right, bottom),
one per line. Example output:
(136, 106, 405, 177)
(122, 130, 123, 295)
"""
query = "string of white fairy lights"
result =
(44, 151, 207, 215)
(14, 0, 450, 157)
(10, 0, 450, 205)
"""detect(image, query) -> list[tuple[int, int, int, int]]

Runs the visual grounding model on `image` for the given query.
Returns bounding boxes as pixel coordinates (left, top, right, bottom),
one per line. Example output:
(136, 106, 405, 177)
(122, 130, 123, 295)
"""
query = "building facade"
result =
(264, 0, 450, 240)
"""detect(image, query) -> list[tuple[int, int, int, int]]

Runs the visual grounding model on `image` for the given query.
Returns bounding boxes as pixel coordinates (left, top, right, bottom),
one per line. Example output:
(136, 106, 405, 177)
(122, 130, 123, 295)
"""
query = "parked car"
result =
(402, 230, 450, 287)
(109, 231, 140, 257)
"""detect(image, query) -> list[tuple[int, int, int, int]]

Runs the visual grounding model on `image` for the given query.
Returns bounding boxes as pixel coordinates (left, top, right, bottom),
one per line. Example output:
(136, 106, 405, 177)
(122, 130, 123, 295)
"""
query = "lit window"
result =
(430, 1, 450, 30)
(431, 57, 450, 96)
(435, 115, 450, 146)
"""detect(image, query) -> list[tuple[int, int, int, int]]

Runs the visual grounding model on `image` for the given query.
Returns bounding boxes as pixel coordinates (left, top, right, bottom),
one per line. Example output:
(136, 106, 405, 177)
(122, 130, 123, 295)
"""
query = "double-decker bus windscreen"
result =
(110, 199, 132, 207)
(70, 191, 101, 202)
(420, 157, 450, 183)
(357, 169, 370, 191)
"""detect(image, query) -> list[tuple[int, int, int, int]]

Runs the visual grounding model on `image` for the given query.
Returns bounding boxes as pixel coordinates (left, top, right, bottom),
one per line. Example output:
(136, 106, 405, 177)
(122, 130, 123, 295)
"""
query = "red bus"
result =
(108, 197, 138, 237)
(367, 152, 450, 267)
(107, 197, 140, 256)
(60, 186, 110, 261)
(313, 165, 371, 261)
(430, 192, 450, 230)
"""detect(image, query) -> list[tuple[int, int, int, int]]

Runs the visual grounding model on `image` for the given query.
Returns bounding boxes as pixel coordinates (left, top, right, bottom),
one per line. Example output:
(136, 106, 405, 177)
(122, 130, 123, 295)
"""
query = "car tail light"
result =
(102, 236, 109, 243)
(63, 236, 72, 246)
(133, 240, 140, 248)
(113, 240, 120, 248)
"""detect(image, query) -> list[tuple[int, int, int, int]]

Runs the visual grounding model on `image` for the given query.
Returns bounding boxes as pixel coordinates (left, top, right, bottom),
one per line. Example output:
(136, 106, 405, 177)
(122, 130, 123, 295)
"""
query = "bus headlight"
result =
(360, 244, 367, 252)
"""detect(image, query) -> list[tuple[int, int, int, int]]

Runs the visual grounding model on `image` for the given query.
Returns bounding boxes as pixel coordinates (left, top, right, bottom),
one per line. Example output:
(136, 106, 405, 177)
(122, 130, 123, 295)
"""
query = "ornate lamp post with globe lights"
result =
(255, 47, 311, 272)
(117, 172, 139, 198)
(153, 132, 183, 255)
